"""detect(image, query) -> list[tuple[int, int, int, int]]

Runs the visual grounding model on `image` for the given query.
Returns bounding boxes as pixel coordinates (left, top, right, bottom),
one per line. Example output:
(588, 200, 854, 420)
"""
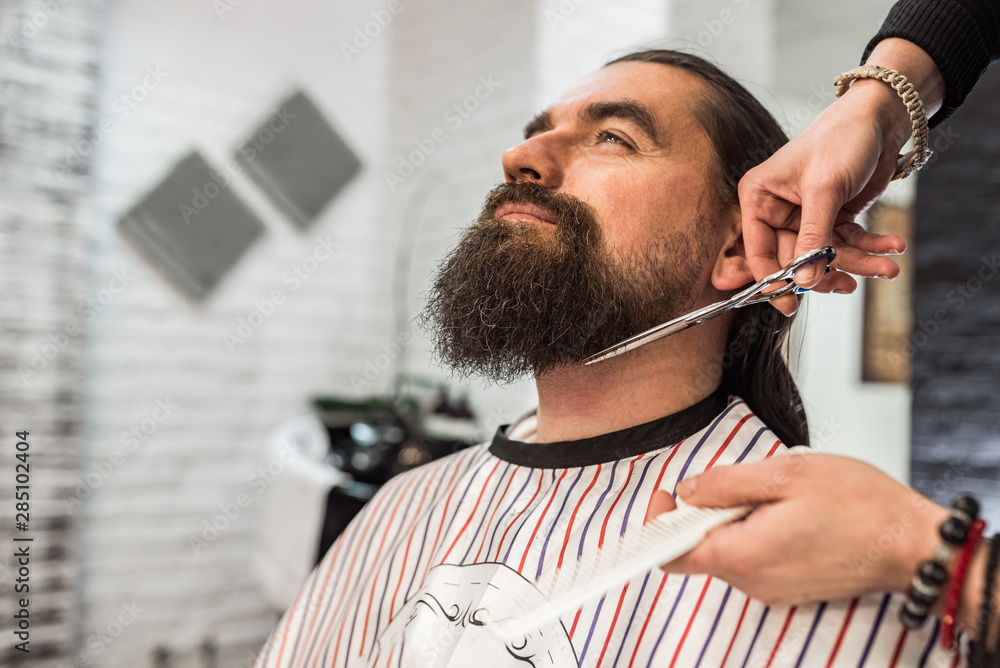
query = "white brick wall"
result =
(0, 0, 102, 664)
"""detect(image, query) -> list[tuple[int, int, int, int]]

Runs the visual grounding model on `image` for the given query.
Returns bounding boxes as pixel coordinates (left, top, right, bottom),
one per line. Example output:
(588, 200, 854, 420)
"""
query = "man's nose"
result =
(501, 136, 563, 187)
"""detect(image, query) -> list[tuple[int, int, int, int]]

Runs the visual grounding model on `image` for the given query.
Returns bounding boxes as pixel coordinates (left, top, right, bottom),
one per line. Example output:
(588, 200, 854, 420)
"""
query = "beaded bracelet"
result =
(899, 495, 981, 630)
(942, 518, 986, 649)
(834, 65, 933, 181)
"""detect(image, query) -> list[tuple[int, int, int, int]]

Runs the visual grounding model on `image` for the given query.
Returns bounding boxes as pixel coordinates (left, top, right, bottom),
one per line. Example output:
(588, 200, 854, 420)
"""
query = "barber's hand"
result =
(739, 38, 946, 316)
(739, 81, 909, 316)
(644, 452, 949, 607)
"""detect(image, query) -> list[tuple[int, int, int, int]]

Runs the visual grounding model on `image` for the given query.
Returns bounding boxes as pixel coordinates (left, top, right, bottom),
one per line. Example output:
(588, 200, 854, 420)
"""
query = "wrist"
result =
(840, 78, 912, 159)
(864, 38, 945, 118)
(855, 37, 946, 166)
(898, 496, 983, 635)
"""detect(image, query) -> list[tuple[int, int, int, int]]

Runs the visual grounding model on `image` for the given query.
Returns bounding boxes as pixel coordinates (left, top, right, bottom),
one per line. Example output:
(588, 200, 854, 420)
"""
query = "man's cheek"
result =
(601, 213, 650, 258)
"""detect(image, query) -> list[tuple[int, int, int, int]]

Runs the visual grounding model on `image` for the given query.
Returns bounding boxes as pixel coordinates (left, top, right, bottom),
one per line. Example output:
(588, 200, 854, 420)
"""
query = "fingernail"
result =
(794, 265, 817, 285)
(876, 274, 895, 281)
(834, 289, 850, 294)
(677, 479, 695, 497)
(887, 248, 904, 255)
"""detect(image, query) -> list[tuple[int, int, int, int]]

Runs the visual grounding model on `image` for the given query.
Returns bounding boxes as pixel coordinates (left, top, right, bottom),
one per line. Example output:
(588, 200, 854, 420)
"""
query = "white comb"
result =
(490, 503, 752, 639)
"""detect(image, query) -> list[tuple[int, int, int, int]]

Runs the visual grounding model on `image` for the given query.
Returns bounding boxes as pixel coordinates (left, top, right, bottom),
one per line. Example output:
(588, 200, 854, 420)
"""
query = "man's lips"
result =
(494, 202, 557, 225)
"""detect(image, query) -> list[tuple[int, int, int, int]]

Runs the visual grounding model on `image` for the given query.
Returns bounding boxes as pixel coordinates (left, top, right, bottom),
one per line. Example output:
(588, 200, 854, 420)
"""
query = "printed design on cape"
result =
(370, 562, 580, 667)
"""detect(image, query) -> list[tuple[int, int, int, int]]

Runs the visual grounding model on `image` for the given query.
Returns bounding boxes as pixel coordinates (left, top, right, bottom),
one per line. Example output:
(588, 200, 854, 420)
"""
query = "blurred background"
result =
(0, 0, 997, 665)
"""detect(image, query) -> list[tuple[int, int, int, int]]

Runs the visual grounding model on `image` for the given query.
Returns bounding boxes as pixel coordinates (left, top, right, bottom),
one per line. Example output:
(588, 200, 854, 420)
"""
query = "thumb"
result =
(792, 191, 840, 288)
(676, 457, 802, 508)
(644, 489, 677, 524)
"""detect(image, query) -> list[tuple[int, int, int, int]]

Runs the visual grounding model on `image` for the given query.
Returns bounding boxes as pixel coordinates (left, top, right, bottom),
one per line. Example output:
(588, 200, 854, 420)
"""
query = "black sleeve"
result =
(861, 0, 1000, 128)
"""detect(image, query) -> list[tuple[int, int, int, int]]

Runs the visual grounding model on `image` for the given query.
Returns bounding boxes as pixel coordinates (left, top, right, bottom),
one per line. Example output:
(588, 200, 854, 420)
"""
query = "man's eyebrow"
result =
(581, 99, 663, 147)
(523, 110, 552, 139)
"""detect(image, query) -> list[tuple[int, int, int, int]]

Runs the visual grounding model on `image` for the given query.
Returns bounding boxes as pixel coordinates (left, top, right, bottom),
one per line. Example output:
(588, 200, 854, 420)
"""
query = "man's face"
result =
(421, 61, 732, 383)
(501, 61, 724, 265)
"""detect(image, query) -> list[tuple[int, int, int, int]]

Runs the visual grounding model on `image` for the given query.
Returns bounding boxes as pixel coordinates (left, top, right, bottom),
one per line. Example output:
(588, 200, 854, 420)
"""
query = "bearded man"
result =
(253, 50, 962, 667)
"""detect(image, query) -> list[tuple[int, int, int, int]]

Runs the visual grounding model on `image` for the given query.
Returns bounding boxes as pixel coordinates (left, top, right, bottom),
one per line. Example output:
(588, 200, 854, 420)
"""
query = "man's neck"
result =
(531, 318, 730, 442)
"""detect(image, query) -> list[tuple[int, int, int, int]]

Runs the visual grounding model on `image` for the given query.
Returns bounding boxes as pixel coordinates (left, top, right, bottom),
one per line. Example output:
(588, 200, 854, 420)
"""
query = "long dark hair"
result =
(606, 49, 809, 447)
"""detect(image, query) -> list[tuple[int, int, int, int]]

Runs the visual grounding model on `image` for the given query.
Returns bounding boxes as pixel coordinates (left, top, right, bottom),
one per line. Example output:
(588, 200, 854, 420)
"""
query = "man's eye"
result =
(594, 130, 632, 149)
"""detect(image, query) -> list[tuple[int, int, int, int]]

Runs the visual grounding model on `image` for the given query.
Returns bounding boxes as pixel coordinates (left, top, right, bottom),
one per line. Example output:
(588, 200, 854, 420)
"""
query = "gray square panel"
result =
(118, 151, 266, 300)
(236, 90, 362, 228)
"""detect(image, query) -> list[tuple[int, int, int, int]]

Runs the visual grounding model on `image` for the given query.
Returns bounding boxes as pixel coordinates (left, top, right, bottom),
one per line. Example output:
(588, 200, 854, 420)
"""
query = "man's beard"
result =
(419, 182, 714, 384)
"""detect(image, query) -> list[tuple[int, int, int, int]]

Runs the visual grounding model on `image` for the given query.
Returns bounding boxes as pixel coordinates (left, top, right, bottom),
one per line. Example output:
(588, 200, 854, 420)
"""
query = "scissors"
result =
(583, 246, 836, 365)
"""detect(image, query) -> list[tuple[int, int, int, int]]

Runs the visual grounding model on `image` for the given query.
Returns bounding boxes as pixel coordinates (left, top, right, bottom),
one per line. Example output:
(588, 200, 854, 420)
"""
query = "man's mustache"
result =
(479, 182, 596, 230)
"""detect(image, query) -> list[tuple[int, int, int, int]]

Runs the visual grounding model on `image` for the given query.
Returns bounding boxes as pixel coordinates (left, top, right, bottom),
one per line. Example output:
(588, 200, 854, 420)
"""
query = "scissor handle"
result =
(734, 246, 836, 307)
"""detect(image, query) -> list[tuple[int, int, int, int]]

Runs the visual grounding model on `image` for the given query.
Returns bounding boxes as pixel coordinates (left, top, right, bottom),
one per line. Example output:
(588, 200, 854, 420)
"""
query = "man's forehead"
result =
(543, 61, 706, 131)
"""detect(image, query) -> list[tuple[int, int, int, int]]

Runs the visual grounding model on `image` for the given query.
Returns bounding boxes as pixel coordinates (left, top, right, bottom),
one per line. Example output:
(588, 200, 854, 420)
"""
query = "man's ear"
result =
(711, 208, 754, 292)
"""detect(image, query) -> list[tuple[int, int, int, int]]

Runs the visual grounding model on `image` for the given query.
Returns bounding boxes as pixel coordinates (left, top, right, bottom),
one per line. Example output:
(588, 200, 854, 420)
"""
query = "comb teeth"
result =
(490, 504, 751, 639)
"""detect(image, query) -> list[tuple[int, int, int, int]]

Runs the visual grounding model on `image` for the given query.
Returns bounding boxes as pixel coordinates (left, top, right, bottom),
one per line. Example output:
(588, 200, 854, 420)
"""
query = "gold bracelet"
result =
(834, 65, 932, 181)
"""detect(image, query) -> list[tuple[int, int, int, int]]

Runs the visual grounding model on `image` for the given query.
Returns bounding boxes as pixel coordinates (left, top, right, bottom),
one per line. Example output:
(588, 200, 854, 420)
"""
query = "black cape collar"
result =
(489, 391, 727, 469)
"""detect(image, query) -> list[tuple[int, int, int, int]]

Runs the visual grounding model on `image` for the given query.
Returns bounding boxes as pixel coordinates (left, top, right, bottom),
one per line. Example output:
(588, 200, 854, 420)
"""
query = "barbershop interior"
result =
(1, 0, 998, 666)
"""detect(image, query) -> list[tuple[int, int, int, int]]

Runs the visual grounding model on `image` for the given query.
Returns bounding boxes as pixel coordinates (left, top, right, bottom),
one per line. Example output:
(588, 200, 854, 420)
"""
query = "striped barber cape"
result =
(254, 394, 965, 668)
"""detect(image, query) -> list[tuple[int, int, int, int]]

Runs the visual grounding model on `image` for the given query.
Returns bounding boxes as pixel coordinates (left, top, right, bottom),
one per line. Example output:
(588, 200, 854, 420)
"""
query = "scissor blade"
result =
(584, 295, 738, 365)
(583, 319, 693, 365)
